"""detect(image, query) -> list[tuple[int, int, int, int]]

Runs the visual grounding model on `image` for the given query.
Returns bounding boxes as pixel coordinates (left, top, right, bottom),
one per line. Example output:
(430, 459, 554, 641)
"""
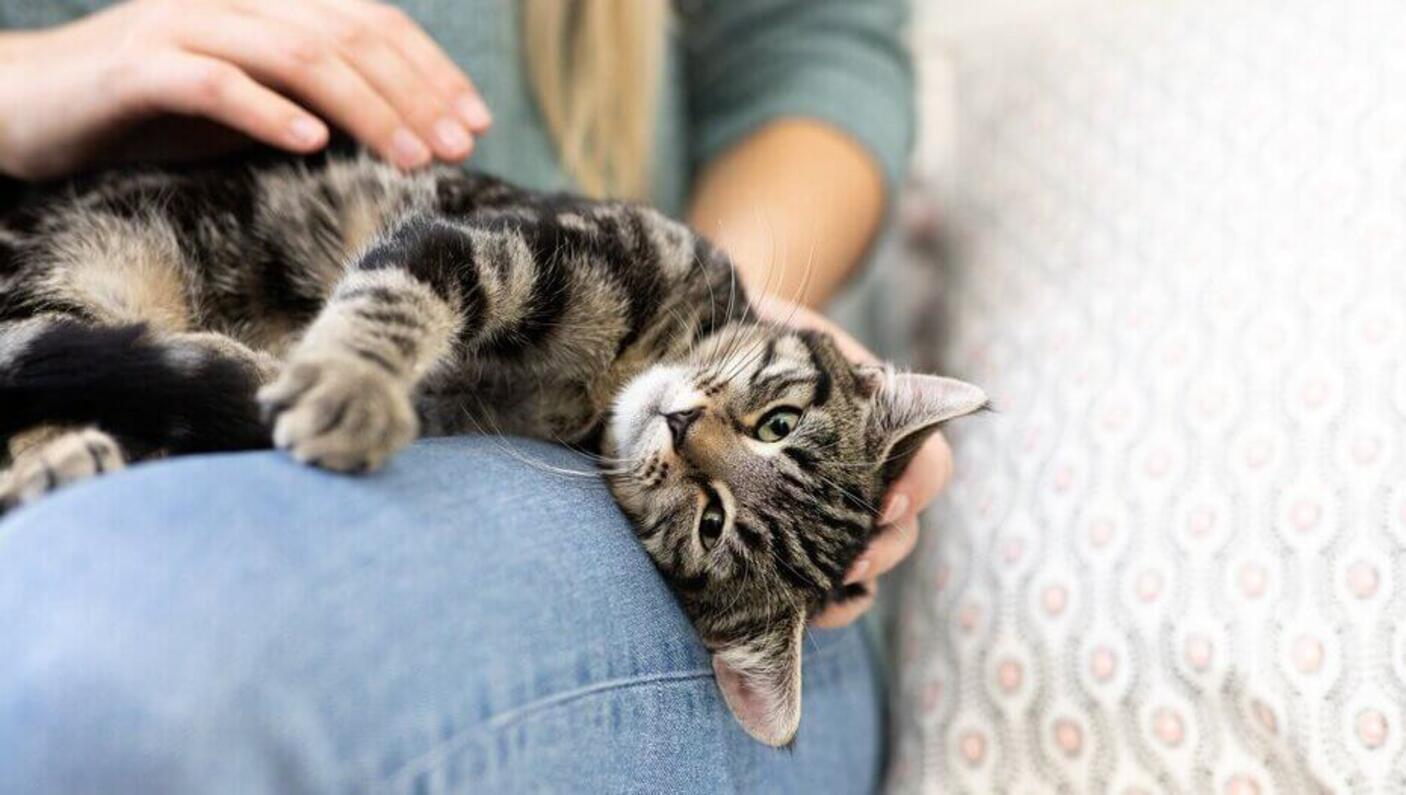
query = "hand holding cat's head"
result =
(603, 325, 986, 746)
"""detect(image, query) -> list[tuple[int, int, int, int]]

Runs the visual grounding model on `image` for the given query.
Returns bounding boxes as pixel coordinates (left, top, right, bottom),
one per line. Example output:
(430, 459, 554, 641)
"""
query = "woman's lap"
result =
(0, 437, 882, 794)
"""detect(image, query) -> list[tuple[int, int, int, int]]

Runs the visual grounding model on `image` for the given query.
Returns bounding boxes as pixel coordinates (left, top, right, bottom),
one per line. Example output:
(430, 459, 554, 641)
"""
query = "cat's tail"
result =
(0, 320, 269, 456)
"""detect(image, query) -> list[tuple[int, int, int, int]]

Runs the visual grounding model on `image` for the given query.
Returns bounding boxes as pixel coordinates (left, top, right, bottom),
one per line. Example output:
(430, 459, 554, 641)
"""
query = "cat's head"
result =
(602, 323, 986, 746)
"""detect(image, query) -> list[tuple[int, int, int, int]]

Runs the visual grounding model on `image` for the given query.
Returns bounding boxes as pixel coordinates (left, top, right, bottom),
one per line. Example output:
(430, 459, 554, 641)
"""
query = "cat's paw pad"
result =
(257, 356, 417, 472)
(0, 428, 125, 509)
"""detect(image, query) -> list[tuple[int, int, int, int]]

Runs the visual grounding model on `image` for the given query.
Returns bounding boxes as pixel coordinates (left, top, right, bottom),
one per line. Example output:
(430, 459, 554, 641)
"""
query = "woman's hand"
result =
(0, 0, 491, 180)
(753, 296, 953, 629)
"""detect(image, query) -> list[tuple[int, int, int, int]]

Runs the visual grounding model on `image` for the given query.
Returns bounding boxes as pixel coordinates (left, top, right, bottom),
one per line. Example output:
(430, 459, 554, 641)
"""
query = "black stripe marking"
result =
(673, 571, 709, 593)
(637, 516, 670, 541)
(782, 446, 819, 474)
(794, 528, 833, 575)
(349, 345, 398, 374)
(611, 210, 665, 351)
(349, 307, 422, 328)
(339, 285, 406, 305)
(312, 397, 351, 436)
(749, 339, 779, 384)
(797, 331, 833, 406)
(754, 374, 814, 404)
(767, 519, 821, 591)
(353, 217, 486, 343)
(480, 219, 571, 356)
(735, 520, 766, 552)
(380, 331, 419, 359)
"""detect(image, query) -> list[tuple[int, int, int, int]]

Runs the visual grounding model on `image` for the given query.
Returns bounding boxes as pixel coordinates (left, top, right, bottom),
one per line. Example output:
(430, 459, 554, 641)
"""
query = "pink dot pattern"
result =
(886, 3, 1406, 792)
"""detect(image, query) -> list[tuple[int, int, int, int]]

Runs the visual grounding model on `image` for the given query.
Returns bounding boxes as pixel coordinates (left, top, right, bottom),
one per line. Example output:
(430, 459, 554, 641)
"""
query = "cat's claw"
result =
(0, 428, 125, 510)
(257, 356, 418, 473)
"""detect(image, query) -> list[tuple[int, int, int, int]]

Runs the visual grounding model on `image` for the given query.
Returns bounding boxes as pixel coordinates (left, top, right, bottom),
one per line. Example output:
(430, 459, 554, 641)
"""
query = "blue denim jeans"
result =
(0, 437, 883, 793)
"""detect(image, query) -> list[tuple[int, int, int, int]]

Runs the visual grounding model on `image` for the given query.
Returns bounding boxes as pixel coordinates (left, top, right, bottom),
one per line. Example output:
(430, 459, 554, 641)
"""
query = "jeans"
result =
(0, 437, 883, 793)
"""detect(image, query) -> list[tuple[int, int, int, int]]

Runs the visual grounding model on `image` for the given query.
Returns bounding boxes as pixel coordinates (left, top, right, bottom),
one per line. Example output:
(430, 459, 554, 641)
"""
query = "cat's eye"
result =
(754, 407, 802, 442)
(698, 490, 726, 549)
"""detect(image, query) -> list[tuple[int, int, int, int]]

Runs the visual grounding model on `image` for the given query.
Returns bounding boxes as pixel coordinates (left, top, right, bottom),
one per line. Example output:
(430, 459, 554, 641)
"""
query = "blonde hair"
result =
(522, 1, 668, 200)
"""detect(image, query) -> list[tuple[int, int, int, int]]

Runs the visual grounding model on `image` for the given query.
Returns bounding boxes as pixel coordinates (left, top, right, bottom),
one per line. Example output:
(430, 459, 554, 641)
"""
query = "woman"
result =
(0, 1, 936, 790)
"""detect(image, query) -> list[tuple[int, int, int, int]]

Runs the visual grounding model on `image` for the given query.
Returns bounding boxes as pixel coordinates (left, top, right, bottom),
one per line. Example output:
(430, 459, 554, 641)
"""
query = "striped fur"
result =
(0, 152, 986, 745)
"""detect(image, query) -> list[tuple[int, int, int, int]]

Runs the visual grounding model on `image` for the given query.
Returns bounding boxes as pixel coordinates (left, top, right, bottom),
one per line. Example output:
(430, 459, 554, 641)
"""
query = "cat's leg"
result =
(0, 324, 280, 511)
(258, 202, 706, 470)
(258, 221, 464, 472)
(0, 425, 125, 511)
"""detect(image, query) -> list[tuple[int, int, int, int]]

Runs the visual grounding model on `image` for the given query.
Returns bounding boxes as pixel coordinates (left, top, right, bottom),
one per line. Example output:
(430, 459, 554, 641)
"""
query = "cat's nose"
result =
(664, 408, 701, 448)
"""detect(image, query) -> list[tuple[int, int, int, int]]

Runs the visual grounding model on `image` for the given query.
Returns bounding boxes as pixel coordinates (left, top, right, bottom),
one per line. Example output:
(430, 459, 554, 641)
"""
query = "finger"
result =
(298, 0, 474, 159)
(880, 431, 953, 527)
(130, 52, 328, 154)
(343, 0, 491, 131)
(176, 11, 432, 169)
(810, 581, 878, 629)
(845, 518, 919, 585)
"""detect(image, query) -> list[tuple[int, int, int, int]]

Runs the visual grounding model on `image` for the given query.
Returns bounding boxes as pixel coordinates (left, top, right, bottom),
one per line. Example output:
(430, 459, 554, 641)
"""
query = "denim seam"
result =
(375, 631, 858, 790)
(377, 668, 714, 790)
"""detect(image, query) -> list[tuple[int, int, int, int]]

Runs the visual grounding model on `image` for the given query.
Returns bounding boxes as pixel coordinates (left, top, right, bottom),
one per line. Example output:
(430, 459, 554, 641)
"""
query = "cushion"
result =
(889, 2, 1406, 792)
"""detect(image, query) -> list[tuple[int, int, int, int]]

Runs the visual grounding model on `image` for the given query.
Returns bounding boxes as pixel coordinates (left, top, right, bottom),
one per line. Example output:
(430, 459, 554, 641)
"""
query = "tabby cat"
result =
(0, 152, 985, 746)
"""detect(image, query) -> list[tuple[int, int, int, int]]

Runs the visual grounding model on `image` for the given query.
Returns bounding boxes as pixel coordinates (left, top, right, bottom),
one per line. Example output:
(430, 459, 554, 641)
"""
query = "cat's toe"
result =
(256, 361, 320, 423)
(262, 357, 417, 472)
(0, 428, 125, 509)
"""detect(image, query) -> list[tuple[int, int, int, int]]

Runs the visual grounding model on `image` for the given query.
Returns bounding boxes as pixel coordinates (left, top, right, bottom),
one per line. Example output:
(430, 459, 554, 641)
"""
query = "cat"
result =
(0, 151, 986, 746)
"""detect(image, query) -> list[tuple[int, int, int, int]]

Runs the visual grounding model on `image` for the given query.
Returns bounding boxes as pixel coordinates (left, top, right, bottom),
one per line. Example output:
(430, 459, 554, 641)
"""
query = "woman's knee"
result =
(0, 438, 883, 792)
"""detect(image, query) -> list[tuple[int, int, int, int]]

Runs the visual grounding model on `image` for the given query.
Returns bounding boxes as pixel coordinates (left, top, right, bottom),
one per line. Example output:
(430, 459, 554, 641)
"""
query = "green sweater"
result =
(1, 1, 913, 217)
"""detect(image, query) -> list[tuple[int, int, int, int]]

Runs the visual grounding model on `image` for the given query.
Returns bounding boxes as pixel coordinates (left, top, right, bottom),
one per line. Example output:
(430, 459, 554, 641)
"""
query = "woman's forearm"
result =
(686, 119, 885, 308)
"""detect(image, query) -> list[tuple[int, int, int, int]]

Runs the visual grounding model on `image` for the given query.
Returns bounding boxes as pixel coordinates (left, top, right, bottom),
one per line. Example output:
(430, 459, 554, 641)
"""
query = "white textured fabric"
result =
(890, 3, 1406, 792)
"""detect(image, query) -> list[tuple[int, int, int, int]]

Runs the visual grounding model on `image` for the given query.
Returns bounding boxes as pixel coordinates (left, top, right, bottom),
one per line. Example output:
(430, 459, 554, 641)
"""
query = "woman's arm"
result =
(687, 119, 883, 306)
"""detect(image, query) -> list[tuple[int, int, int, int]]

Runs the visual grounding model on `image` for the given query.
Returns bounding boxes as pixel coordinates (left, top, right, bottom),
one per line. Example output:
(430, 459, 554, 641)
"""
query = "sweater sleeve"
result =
(679, 0, 915, 193)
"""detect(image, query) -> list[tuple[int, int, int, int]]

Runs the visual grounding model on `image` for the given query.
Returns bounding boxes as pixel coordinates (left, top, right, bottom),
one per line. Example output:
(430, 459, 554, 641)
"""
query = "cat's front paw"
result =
(0, 428, 125, 510)
(257, 356, 418, 472)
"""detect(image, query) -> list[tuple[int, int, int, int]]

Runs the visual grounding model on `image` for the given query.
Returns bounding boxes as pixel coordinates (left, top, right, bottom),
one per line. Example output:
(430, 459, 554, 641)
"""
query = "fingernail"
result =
(433, 117, 470, 157)
(287, 116, 327, 148)
(880, 493, 910, 526)
(845, 556, 872, 584)
(455, 94, 492, 129)
(390, 128, 431, 168)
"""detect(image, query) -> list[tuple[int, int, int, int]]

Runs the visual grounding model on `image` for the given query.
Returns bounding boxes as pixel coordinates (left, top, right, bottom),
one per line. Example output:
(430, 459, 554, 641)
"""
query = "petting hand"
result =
(0, 0, 490, 180)
(753, 296, 954, 629)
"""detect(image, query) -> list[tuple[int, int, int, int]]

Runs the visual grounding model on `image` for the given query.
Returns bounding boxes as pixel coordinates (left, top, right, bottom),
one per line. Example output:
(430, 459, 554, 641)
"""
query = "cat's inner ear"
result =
(711, 609, 805, 747)
(862, 368, 988, 489)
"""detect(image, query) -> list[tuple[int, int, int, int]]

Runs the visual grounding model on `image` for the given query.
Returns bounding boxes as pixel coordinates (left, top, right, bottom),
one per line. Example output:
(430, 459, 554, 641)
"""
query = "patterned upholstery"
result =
(890, 3, 1406, 792)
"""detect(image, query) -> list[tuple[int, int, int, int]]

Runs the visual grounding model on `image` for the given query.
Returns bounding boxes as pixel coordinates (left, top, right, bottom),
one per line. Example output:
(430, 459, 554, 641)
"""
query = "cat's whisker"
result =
(455, 403, 623, 479)
(772, 551, 824, 593)
(715, 238, 822, 383)
(720, 322, 787, 383)
(687, 236, 723, 348)
(809, 470, 881, 517)
(711, 254, 759, 373)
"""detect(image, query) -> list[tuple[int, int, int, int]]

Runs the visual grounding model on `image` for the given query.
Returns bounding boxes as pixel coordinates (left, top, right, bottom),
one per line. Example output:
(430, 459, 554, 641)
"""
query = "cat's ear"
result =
(711, 609, 805, 747)
(860, 367, 988, 488)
